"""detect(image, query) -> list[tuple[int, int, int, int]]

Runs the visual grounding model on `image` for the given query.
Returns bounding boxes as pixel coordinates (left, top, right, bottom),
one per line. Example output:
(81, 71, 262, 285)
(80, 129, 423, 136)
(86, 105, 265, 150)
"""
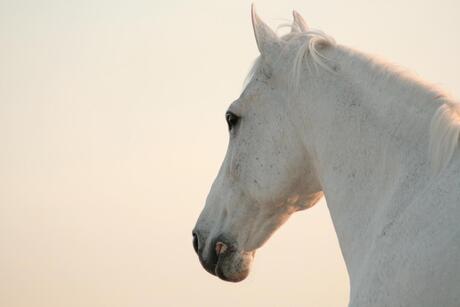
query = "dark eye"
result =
(225, 111, 240, 131)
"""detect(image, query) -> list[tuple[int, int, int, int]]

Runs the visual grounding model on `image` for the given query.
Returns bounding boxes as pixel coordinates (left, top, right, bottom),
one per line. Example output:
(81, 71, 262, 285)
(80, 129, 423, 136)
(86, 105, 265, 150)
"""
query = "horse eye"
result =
(225, 111, 240, 131)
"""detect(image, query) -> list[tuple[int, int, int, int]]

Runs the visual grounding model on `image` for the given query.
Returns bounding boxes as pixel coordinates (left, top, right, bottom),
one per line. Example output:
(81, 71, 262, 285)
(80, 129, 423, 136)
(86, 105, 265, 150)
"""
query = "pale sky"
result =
(1, 0, 460, 306)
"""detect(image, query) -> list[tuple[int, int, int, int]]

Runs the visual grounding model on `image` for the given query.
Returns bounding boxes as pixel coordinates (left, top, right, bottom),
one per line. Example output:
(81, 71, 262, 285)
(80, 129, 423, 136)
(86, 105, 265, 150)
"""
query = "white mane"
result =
(243, 28, 336, 90)
(287, 29, 337, 87)
(429, 100, 460, 173)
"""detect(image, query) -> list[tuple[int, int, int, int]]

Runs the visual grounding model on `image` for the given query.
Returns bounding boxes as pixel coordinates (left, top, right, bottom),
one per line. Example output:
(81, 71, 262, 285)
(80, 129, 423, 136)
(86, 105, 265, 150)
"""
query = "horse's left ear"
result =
(292, 10, 309, 32)
(251, 4, 280, 57)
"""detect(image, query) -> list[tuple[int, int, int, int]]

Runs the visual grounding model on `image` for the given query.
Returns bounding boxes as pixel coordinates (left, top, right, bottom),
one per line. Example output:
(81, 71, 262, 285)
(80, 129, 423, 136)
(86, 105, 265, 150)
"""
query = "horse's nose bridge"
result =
(197, 181, 234, 230)
(193, 170, 244, 253)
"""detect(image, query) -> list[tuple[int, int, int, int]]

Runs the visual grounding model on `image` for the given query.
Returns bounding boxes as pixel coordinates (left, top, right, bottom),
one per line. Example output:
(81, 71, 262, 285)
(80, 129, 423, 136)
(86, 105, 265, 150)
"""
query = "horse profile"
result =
(193, 6, 460, 306)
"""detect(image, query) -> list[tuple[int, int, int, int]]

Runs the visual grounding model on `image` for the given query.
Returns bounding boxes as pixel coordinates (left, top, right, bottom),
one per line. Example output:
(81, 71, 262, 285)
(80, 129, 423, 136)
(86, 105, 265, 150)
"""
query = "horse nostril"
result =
(192, 232, 199, 253)
(215, 241, 228, 256)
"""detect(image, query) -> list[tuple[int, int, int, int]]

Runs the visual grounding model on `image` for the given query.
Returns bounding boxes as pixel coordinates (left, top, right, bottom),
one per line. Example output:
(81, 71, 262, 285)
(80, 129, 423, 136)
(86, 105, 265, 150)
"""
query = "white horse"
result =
(193, 6, 460, 306)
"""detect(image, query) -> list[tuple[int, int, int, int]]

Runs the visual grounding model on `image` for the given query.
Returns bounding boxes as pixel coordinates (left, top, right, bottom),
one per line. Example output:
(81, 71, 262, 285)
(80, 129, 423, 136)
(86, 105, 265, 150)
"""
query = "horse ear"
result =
(251, 4, 280, 56)
(292, 10, 309, 32)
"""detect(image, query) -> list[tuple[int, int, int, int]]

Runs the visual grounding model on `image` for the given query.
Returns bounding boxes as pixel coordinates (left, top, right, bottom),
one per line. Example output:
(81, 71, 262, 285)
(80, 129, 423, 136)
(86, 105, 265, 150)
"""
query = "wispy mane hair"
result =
(429, 101, 460, 174)
(286, 29, 336, 90)
(243, 26, 336, 91)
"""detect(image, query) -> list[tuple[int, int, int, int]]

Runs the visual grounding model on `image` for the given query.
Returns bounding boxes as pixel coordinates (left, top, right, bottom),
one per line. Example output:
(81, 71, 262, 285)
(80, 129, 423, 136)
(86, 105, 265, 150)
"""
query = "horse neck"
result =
(297, 46, 445, 279)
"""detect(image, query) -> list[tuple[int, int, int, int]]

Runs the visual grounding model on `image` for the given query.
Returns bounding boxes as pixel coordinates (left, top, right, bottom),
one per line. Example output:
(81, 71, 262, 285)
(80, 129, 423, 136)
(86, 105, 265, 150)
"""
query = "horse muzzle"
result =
(192, 231, 254, 282)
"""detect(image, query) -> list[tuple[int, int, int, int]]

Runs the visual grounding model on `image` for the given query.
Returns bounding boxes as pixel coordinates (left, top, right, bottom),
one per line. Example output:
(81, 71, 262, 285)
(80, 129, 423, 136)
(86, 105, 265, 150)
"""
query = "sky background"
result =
(1, 0, 460, 306)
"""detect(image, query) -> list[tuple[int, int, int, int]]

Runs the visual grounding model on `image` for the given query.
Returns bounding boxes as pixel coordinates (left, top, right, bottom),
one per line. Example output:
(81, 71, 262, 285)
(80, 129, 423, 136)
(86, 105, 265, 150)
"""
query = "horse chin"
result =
(215, 250, 255, 283)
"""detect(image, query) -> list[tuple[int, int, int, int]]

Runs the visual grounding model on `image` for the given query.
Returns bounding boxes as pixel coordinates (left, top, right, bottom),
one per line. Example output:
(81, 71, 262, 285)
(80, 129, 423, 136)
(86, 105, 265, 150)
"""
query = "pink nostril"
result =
(215, 242, 227, 256)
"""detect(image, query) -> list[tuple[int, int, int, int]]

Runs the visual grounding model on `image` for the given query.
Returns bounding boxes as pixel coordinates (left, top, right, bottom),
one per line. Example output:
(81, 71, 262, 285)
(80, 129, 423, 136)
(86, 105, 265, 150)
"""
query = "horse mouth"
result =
(193, 231, 255, 282)
(197, 245, 254, 282)
(215, 261, 250, 282)
(214, 249, 255, 282)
